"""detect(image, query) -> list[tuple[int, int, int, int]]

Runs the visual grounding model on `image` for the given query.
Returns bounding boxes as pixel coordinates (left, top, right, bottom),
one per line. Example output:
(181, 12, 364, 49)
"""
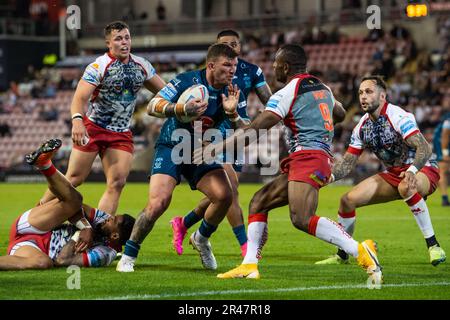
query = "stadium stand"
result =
(1, 5, 449, 183)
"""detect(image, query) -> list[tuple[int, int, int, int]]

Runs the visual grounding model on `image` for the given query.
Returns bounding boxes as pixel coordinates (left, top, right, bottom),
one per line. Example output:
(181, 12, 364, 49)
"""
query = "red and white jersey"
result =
(265, 74, 335, 155)
(348, 102, 437, 169)
(82, 52, 156, 132)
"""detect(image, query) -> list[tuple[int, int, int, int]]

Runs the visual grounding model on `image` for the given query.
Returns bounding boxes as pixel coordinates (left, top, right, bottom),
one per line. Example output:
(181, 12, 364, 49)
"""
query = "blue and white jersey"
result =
(82, 52, 156, 132)
(156, 68, 248, 147)
(348, 102, 437, 168)
(265, 74, 335, 155)
(47, 208, 116, 267)
(233, 58, 266, 100)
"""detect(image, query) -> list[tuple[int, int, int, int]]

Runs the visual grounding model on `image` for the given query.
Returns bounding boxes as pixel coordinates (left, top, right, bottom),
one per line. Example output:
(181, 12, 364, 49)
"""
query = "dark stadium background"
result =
(0, 0, 448, 184)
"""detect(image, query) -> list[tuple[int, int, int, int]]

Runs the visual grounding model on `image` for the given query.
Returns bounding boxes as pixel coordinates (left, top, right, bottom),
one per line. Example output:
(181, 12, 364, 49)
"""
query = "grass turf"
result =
(0, 182, 449, 300)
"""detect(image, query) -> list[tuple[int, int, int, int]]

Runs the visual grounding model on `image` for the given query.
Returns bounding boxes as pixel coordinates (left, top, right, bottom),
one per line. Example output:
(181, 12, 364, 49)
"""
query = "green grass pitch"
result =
(0, 182, 449, 300)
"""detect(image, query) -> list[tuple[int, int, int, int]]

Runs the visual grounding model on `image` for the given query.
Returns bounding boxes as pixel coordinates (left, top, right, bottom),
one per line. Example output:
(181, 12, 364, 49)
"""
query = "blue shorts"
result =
(151, 144, 223, 190)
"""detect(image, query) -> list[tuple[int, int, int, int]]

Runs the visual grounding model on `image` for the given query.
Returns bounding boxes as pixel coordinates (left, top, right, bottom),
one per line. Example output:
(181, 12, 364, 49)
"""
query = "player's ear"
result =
(111, 232, 119, 240)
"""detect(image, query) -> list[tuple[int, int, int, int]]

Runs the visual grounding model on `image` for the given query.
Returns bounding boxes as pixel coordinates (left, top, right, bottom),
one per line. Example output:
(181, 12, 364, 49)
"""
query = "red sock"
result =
(40, 164, 56, 177)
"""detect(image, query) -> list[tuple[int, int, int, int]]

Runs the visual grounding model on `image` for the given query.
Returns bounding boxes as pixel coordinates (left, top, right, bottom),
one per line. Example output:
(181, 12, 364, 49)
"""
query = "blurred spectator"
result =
(0, 122, 12, 137)
(156, 1, 166, 21)
(38, 104, 58, 121)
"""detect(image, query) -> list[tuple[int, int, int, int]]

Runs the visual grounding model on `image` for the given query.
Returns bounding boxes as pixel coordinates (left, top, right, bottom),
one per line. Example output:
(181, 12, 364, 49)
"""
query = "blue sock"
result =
(232, 225, 247, 246)
(183, 210, 202, 229)
(442, 195, 449, 203)
(124, 239, 141, 258)
(198, 220, 217, 238)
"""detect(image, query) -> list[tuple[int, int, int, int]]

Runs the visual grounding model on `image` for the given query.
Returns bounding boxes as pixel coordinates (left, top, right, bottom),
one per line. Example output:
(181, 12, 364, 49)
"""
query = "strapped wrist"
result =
(75, 218, 92, 230)
(406, 165, 419, 175)
(443, 149, 449, 157)
(226, 111, 239, 122)
(72, 113, 83, 121)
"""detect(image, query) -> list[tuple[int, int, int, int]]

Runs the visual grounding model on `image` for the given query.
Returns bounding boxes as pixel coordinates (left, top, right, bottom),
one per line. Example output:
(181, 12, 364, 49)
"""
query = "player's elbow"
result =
(54, 255, 71, 267)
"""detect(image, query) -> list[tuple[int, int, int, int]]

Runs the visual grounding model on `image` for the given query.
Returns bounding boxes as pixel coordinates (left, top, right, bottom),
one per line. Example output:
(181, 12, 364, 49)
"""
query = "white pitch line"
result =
(97, 281, 450, 300)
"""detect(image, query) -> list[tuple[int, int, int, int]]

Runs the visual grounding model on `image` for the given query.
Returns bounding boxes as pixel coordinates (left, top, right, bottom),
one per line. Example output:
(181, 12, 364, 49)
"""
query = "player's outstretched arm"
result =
(54, 240, 84, 267)
(255, 83, 273, 105)
(143, 74, 166, 94)
(147, 95, 207, 119)
(195, 110, 280, 164)
(330, 152, 359, 183)
(71, 79, 96, 146)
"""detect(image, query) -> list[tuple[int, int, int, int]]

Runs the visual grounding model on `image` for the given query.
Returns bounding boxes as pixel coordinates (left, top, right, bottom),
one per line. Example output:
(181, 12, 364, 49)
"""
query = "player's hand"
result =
(72, 120, 88, 146)
(184, 98, 207, 117)
(222, 84, 240, 114)
(75, 228, 94, 253)
(400, 171, 417, 192)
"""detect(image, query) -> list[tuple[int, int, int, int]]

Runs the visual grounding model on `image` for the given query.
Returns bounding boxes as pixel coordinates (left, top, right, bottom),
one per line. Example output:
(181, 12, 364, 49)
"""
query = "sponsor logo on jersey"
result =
(400, 120, 416, 134)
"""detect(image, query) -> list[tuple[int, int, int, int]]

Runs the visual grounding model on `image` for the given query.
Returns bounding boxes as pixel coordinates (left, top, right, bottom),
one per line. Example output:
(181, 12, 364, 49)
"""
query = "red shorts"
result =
(378, 165, 440, 194)
(7, 216, 51, 255)
(73, 118, 134, 155)
(280, 150, 333, 189)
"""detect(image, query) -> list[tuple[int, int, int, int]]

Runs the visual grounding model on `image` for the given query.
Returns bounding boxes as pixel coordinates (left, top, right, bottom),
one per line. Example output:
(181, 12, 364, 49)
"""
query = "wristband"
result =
(443, 149, 449, 157)
(406, 165, 419, 175)
(226, 111, 240, 122)
(72, 113, 83, 121)
(71, 231, 80, 242)
(329, 173, 335, 183)
(75, 218, 92, 230)
(175, 103, 185, 117)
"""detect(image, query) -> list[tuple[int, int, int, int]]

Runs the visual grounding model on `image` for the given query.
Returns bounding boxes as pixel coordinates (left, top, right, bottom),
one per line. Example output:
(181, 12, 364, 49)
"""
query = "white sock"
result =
(338, 210, 356, 236)
(405, 193, 435, 238)
(310, 216, 359, 257)
(243, 214, 268, 264)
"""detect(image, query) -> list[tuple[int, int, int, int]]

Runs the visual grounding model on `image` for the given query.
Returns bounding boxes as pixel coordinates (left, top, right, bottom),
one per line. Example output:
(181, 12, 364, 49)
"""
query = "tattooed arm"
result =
(405, 132, 432, 171)
(255, 83, 273, 105)
(331, 152, 360, 182)
(400, 132, 432, 191)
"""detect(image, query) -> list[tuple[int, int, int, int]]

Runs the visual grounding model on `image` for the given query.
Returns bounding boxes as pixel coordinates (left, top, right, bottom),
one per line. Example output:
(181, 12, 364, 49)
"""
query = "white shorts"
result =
(9, 240, 42, 256)
(17, 210, 47, 235)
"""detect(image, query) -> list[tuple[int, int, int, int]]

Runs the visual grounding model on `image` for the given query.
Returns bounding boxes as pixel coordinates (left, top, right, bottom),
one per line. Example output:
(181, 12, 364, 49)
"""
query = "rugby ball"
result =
(176, 84, 209, 123)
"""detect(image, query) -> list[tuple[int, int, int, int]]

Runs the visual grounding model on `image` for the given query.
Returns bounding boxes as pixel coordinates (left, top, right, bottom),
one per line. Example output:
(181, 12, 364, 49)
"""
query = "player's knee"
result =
(31, 257, 53, 269)
(340, 193, 355, 208)
(210, 188, 233, 207)
(67, 174, 84, 187)
(249, 190, 266, 214)
(397, 181, 417, 199)
(107, 176, 127, 192)
(289, 213, 309, 232)
(145, 197, 171, 219)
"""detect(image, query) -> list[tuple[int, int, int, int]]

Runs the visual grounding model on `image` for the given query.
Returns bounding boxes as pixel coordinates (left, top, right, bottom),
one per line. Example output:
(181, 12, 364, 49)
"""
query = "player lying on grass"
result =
(315, 75, 446, 266)
(0, 139, 135, 270)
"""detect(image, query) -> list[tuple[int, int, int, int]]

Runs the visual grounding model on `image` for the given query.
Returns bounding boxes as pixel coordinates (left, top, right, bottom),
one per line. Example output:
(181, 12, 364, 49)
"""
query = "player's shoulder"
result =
(237, 58, 262, 75)
(237, 58, 258, 69)
(86, 53, 112, 72)
(354, 113, 370, 131)
(385, 102, 416, 121)
(173, 70, 205, 87)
